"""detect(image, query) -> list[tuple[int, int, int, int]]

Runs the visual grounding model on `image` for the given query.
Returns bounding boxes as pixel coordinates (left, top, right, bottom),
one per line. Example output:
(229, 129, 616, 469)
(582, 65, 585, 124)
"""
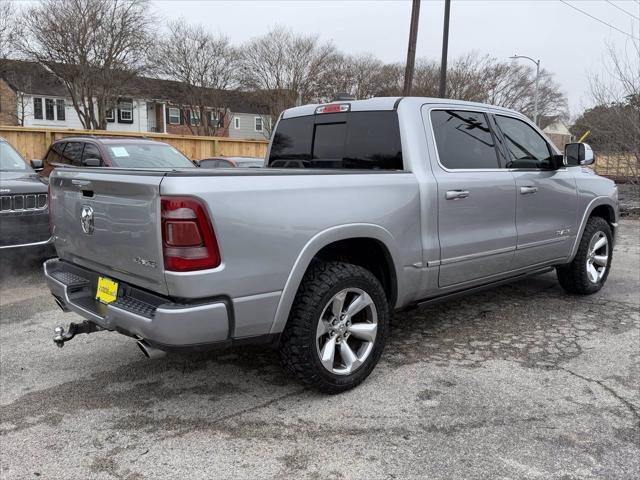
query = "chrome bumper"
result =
(43, 258, 230, 347)
(0, 237, 53, 250)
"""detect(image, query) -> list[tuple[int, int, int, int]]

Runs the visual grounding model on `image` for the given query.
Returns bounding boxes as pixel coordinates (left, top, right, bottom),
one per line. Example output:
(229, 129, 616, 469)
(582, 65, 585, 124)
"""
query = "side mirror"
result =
(565, 142, 595, 167)
(30, 159, 44, 172)
(82, 158, 101, 167)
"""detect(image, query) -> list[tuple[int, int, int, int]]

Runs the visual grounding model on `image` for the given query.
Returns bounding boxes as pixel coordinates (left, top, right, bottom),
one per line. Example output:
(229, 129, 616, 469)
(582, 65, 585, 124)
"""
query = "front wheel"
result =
(557, 216, 613, 294)
(278, 261, 389, 393)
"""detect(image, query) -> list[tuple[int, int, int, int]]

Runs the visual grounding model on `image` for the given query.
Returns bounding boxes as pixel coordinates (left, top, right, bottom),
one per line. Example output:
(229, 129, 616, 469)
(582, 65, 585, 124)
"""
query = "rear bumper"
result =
(44, 258, 230, 347)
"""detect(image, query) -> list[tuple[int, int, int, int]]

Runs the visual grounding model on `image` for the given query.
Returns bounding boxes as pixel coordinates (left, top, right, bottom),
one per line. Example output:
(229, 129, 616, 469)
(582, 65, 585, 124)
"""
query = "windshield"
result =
(106, 143, 195, 168)
(0, 142, 31, 172)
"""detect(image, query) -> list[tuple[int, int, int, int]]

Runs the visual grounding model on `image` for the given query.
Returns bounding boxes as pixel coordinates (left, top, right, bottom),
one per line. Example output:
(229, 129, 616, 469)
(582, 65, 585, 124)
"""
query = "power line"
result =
(605, 0, 640, 21)
(559, 0, 640, 41)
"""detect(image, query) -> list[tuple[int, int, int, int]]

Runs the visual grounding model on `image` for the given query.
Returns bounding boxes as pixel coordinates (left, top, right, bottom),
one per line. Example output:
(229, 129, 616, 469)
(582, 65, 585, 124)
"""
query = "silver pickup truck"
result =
(44, 97, 618, 392)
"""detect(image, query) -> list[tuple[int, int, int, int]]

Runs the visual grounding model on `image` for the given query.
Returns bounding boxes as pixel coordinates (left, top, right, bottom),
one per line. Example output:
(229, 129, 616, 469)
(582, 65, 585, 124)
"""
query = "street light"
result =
(510, 54, 540, 126)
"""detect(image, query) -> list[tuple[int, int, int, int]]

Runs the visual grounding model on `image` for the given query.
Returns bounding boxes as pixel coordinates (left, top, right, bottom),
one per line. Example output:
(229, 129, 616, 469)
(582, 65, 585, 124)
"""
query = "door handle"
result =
(520, 186, 538, 195)
(445, 190, 470, 200)
(72, 179, 92, 187)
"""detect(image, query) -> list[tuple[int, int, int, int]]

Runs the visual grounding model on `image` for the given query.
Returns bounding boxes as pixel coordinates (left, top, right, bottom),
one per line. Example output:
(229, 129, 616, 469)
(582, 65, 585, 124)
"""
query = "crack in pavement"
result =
(558, 366, 640, 424)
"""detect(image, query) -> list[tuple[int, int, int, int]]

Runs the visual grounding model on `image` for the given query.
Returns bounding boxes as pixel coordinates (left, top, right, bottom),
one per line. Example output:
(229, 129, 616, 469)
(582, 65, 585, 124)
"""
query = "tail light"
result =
(315, 103, 350, 114)
(161, 196, 221, 271)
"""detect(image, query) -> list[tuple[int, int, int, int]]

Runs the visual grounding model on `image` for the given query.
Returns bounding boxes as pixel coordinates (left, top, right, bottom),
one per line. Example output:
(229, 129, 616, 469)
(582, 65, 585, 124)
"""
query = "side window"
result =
(430, 110, 500, 169)
(46, 142, 66, 165)
(82, 143, 102, 165)
(61, 142, 84, 166)
(495, 115, 552, 169)
(34, 98, 43, 120)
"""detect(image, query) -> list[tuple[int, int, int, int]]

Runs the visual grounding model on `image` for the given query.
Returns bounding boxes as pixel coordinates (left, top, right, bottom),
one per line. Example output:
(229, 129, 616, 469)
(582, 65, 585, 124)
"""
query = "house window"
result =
(106, 109, 115, 122)
(168, 107, 180, 125)
(189, 109, 200, 126)
(118, 99, 133, 123)
(255, 117, 263, 132)
(34, 98, 43, 120)
(210, 110, 224, 128)
(45, 99, 55, 120)
(56, 99, 65, 121)
(234, 117, 240, 129)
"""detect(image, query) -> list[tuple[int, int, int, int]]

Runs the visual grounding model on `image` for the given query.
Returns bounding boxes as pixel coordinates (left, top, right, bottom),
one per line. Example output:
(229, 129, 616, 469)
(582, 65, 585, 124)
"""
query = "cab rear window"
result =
(268, 111, 403, 170)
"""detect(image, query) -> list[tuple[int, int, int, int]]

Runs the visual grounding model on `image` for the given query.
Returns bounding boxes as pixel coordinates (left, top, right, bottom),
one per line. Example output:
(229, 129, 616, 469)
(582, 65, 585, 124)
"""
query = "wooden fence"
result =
(0, 126, 269, 161)
(593, 153, 638, 183)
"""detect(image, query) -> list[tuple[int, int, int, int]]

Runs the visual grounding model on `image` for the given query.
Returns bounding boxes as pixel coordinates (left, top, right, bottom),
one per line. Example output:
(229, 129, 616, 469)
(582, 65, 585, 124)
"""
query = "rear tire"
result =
(278, 261, 389, 393)
(557, 216, 612, 295)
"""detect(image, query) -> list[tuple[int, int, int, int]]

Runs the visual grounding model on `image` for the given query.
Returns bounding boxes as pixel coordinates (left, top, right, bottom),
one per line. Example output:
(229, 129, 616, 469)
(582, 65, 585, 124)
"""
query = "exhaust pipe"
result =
(136, 340, 166, 360)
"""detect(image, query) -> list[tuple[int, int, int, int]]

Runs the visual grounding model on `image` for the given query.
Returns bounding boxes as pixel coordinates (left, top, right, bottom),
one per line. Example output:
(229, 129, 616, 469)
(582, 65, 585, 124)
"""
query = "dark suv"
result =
(40, 137, 195, 177)
(0, 137, 51, 251)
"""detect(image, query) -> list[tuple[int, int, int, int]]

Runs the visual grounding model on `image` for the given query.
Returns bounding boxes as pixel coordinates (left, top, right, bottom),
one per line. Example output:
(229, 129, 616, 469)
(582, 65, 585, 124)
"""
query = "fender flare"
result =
(269, 223, 403, 334)
(568, 196, 618, 262)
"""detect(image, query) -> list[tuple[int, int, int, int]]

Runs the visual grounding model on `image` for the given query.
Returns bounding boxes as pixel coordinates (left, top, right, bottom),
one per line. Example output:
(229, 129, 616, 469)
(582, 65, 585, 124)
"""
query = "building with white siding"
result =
(0, 60, 271, 139)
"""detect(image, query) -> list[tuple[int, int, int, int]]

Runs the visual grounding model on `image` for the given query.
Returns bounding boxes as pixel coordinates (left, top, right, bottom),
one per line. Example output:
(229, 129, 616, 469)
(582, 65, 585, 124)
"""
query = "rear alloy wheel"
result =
(279, 262, 389, 393)
(316, 288, 378, 376)
(557, 216, 613, 294)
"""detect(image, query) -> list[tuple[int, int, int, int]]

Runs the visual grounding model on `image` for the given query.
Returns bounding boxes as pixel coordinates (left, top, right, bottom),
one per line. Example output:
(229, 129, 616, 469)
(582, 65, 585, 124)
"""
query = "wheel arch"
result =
(269, 224, 402, 335)
(568, 197, 618, 262)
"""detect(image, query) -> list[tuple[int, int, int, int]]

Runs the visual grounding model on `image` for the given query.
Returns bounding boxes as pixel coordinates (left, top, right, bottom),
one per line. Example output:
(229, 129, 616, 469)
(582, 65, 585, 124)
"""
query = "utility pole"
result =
(438, 0, 451, 98)
(510, 54, 541, 125)
(403, 0, 421, 96)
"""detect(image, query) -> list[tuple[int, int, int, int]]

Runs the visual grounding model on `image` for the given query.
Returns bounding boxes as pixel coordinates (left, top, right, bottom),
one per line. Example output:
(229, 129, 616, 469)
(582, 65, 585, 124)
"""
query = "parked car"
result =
(195, 156, 264, 168)
(44, 97, 618, 393)
(0, 137, 51, 251)
(39, 137, 196, 177)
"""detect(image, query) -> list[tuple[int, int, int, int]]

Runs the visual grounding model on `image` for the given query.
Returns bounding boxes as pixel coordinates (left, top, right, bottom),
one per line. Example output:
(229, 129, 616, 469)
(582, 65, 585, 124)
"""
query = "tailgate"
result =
(50, 169, 168, 295)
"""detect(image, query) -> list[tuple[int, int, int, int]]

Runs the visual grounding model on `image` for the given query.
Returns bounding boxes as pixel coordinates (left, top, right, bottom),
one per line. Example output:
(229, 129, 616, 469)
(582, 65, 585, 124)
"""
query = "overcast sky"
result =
(152, 0, 639, 115)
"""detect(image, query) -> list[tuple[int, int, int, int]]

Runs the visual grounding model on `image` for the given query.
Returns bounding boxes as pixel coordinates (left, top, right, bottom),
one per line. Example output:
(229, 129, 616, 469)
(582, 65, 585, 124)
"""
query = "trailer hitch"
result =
(53, 321, 102, 347)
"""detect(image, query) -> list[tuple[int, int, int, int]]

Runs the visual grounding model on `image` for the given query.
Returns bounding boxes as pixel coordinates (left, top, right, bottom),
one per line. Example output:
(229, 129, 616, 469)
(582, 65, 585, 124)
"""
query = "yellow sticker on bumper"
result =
(96, 276, 118, 304)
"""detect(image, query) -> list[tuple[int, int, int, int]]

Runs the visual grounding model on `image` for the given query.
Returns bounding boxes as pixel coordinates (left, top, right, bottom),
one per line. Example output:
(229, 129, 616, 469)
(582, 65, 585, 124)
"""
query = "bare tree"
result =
(0, 1, 18, 62)
(239, 26, 336, 134)
(320, 53, 385, 100)
(151, 20, 240, 136)
(19, 0, 154, 130)
(365, 52, 567, 123)
(573, 40, 639, 183)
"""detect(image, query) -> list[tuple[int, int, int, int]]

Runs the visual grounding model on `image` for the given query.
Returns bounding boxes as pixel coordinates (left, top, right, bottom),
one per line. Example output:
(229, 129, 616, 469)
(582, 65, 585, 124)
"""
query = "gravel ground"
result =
(1, 221, 638, 480)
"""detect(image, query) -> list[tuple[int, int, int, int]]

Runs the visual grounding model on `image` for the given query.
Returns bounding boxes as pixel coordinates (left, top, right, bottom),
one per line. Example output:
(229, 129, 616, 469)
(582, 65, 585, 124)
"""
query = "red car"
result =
(39, 137, 196, 177)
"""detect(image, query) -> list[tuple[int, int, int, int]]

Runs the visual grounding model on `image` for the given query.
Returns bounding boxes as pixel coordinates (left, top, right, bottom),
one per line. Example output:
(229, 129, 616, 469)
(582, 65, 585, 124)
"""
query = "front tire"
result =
(278, 261, 389, 393)
(557, 216, 613, 294)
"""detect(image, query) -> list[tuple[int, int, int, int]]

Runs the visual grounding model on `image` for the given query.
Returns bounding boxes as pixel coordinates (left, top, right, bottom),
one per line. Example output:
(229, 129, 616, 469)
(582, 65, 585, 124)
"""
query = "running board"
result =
(411, 267, 554, 308)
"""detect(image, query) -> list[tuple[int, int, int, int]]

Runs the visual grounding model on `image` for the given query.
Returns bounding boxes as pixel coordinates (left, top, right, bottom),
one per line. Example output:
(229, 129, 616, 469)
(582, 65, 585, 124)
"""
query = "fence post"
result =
(213, 138, 219, 156)
(44, 131, 52, 156)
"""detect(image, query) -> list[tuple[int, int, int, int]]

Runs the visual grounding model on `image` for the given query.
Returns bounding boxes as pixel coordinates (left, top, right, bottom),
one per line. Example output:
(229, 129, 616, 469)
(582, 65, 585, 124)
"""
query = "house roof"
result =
(0, 59, 269, 115)
(127, 76, 270, 114)
(0, 59, 67, 97)
(543, 120, 572, 136)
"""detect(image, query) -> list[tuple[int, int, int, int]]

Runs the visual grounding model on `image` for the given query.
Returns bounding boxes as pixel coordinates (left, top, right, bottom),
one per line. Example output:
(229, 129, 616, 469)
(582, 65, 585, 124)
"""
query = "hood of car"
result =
(0, 171, 48, 194)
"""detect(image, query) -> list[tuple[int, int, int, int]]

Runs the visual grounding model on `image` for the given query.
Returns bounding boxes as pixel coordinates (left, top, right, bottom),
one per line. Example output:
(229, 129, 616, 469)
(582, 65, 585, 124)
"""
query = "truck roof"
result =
(282, 96, 523, 119)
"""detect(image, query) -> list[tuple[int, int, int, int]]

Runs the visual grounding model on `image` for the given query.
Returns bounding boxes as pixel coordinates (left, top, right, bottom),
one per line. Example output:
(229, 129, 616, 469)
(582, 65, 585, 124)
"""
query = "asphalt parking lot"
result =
(1, 220, 638, 480)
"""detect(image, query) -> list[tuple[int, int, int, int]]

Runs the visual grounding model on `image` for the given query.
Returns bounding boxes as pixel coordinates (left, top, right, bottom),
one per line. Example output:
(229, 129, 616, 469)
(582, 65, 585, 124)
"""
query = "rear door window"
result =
(45, 142, 66, 165)
(430, 110, 500, 169)
(61, 142, 85, 166)
(268, 111, 403, 170)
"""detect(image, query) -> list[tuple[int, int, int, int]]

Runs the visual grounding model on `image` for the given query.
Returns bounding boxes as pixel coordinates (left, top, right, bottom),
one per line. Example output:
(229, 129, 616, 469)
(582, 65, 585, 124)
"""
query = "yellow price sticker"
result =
(96, 276, 119, 304)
